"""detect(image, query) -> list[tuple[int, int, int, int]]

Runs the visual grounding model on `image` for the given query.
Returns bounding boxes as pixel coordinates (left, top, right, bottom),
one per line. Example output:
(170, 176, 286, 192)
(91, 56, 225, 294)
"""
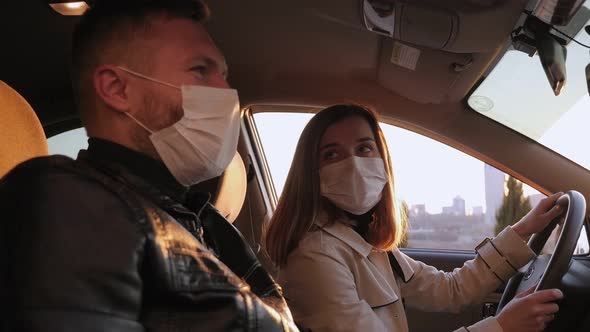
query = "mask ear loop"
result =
(116, 66, 181, 134)
(126, 112, 155, 134)
(117, 66, 180, 90)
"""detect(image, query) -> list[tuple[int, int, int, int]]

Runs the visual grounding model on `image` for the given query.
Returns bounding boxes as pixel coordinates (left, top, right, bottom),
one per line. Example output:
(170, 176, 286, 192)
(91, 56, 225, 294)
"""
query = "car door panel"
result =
(401, 248, 502, 332)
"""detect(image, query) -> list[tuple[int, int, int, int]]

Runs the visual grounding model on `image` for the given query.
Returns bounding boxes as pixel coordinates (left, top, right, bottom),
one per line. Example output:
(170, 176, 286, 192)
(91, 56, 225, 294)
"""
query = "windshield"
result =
(468, 4, 590, 170)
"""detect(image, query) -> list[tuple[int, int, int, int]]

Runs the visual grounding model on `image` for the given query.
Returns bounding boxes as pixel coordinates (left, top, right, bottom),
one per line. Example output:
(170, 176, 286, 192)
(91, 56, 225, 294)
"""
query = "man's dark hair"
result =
(71, 0, 209, 123)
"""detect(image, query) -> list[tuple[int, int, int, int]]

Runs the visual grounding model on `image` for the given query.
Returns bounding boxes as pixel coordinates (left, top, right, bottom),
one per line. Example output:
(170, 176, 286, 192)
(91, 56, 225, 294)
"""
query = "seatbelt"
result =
(388, 251, 406, 281)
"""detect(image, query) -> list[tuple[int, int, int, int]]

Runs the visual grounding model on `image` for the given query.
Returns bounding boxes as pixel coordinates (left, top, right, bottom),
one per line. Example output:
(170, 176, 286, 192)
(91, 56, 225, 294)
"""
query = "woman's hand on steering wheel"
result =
(496, 285, 563, 332)
(512, 192, 565, 241)
(497, 190, 586, 330)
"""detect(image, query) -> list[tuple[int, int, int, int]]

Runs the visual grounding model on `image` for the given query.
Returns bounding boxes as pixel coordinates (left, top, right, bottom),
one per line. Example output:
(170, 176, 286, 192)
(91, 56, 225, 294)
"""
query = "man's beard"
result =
(131, 95, 183, 160)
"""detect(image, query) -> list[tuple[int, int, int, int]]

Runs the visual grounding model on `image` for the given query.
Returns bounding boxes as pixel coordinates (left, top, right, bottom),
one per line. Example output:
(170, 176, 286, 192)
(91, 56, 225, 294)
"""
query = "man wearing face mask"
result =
(0, 1, 298, 331)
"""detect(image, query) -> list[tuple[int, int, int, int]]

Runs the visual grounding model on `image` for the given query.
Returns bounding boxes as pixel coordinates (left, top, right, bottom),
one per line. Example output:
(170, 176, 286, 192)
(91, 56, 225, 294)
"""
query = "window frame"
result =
(245, 107, 590, 255)
(242, 108, 279, 209)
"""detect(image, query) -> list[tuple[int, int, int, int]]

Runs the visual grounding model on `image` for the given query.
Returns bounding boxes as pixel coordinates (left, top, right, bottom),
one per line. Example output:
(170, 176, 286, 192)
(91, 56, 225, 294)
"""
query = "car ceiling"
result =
(207, 0, 530, 106)
(1, 0, 532, 130)
(5, 0, 590, 209)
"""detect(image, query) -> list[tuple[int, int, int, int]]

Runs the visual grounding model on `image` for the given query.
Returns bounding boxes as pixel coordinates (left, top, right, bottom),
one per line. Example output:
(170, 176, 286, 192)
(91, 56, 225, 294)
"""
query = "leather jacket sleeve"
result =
(199, 204, 294, 320)
(0, 158, 296, 332)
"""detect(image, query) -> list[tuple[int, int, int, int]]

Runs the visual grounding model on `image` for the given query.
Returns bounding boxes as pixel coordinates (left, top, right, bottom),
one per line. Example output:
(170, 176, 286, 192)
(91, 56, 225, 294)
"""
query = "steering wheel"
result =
(497, 190, 586, 313)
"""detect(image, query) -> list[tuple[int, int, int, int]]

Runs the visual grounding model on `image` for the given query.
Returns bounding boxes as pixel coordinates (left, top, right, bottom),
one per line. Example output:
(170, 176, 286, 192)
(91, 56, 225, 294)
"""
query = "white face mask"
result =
(118, 67, 241, 186)
(320, 156, 388, 215)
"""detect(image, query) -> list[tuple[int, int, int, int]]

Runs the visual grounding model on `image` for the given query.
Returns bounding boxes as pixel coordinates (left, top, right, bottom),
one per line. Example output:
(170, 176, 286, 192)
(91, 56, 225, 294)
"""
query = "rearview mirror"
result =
(513, 16, 569, 96)
(535, 31, 568, 96)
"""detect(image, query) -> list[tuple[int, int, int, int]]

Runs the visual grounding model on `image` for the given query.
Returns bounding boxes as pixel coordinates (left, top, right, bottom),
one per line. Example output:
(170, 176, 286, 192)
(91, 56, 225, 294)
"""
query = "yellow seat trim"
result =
(0, 81, 48, 178)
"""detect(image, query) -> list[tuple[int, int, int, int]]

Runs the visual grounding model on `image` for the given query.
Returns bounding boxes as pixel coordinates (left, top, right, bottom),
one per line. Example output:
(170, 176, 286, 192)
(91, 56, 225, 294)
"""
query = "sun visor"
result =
(393, 4, 457, 50)
(362, 0, 529, 53)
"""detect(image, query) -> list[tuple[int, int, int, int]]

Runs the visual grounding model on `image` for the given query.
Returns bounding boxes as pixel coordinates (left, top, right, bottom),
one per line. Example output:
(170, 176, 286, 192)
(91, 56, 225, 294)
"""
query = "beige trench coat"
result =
(279, 219, 534, 332)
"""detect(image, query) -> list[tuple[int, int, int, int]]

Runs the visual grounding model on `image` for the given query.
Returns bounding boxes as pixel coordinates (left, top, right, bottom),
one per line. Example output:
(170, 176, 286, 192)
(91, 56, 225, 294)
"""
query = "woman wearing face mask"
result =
(265, 104, 564, 332)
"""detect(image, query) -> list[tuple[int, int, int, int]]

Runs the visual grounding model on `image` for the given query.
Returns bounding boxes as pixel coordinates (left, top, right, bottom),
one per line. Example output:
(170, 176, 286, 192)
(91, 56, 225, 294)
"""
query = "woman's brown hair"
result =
(264, 104, 406, 267)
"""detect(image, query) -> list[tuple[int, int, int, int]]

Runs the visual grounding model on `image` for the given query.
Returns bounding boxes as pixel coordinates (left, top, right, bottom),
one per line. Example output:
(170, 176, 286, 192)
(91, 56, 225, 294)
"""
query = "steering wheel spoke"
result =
(516, 255, 551, 294)
(497, 191, 586, 316)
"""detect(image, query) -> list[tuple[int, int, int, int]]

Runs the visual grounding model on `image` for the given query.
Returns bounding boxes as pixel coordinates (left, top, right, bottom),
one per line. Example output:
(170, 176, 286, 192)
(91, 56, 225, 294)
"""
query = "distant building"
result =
(485, 165, 505, 225)
(442, 206, 454, 215)
(453, 196, 466, 216)
(442, 196, 466, 216)
(472, 206, 484, 216)
(411, 204, 427, 216)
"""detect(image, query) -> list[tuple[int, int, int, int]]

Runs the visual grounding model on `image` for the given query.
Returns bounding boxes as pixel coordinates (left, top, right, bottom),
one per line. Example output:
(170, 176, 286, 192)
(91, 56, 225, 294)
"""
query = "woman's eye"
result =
(323, 151, 339, 160)
(359, 145, 373, 154)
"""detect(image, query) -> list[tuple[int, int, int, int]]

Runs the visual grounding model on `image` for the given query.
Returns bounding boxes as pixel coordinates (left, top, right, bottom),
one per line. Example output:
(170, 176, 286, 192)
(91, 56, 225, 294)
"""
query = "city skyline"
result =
(408, 191, 543, 218)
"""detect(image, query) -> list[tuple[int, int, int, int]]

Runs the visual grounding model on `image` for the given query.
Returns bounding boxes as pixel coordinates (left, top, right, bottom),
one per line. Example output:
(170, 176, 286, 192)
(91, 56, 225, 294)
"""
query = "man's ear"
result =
(93, 65, 131, 114)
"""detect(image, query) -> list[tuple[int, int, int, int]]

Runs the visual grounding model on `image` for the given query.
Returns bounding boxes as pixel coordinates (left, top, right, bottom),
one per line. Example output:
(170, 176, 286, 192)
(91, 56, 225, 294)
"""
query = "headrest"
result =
(0, 81, 48, 178)
(193, 151, 248, 223)
(212, 152, 247, 223)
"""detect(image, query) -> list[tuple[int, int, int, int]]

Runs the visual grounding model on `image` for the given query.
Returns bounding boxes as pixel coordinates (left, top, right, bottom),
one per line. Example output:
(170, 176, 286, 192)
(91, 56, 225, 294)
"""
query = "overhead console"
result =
(362, 0, 531, 53)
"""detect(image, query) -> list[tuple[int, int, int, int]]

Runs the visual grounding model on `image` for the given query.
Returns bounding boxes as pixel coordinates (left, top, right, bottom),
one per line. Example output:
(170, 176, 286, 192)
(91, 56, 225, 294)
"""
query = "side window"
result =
(47, 127, 89, 158)
(253, 111, 590, 253)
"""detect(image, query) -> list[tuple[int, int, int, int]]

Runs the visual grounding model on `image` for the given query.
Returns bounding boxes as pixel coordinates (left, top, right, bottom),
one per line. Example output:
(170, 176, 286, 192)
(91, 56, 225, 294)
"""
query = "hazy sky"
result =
(255, 112, 543, 215)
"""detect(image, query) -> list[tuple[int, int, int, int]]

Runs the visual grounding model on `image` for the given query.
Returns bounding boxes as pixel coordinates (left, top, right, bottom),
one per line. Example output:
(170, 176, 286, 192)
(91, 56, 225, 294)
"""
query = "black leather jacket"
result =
(0, 139, 297, 332)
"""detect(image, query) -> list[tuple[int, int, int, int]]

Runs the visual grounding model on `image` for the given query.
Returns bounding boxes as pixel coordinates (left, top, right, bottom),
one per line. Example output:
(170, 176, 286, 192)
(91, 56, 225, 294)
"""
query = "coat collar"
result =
(315, 215, 414, 282)
(389, 248, 415, 283)
(317, 218, 373, 258)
